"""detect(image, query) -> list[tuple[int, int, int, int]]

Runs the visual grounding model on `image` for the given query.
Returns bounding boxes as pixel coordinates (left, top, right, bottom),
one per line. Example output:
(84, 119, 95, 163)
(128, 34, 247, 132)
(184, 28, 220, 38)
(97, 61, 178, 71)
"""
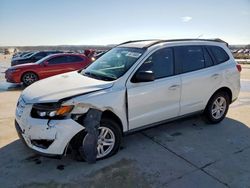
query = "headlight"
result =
(31, 103, 74, 119)
(8, 68, 21, 73)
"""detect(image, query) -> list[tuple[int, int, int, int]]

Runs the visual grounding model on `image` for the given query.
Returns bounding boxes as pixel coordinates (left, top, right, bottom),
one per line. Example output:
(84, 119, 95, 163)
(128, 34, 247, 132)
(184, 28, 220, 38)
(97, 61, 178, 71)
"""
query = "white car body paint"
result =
(15, 40, 240, 156)
(22, 71, 114, 103)
(15, 102, 84, 155)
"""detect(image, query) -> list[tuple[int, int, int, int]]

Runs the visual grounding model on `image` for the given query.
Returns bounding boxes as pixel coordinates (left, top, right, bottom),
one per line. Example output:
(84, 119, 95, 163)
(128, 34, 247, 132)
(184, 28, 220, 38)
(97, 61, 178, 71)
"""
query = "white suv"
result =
(15, 39, 241, 160)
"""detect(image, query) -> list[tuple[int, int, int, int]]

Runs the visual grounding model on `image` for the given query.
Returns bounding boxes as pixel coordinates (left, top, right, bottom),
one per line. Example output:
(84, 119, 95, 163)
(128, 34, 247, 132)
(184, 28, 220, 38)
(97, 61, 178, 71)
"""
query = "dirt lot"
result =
(0, 54, 250, 188)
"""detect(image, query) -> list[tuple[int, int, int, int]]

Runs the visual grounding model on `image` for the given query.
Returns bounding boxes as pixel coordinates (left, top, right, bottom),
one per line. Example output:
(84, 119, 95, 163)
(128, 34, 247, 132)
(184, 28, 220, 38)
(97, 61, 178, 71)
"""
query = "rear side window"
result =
(67, 55, 84, 63)
(174, 46, 205, 73)
(48, 56, 68, 64)
(208, 46, 229, 64)
(138, 48, 174, 79)
(203, 47, 213, 67)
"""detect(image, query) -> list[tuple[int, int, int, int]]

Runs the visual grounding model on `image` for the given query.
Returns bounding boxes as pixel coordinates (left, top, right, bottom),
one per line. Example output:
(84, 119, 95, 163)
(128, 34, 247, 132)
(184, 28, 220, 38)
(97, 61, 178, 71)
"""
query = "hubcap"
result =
(211, 96, 227, 119)
(96, 127, 115, 159)
(23, 73, 37, 85)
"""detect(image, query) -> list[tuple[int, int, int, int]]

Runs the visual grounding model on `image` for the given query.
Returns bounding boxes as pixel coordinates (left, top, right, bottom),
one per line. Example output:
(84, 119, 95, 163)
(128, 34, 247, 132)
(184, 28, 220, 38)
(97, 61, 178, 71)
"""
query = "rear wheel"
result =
(22, 72, 38, 86)
(204, 92, 230, 124)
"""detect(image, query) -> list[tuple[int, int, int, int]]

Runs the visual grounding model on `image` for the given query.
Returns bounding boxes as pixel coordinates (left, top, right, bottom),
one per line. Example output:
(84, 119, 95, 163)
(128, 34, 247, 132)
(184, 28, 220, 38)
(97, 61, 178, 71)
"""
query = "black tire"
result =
(73, 118, 122, 161)
(22, 72, 38, 86)
(204, 92, 230, 124)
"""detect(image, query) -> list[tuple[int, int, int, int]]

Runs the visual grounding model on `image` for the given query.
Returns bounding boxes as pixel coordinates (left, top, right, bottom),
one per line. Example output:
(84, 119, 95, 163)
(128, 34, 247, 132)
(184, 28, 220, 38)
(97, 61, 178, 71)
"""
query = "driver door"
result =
(126, 48, 181, 130)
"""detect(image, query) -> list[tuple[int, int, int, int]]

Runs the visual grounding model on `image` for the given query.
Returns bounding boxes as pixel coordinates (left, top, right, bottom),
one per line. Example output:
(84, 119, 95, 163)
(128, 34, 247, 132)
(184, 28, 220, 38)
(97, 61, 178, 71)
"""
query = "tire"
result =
(22, 72, 38, 86)
(74, 118, 122, 161)
(204, 92, 230, 124)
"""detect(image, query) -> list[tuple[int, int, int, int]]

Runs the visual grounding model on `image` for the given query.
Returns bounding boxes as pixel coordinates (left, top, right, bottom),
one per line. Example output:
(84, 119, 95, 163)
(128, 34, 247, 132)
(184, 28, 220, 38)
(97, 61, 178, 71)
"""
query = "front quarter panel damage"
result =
(64, 88, 128, 132)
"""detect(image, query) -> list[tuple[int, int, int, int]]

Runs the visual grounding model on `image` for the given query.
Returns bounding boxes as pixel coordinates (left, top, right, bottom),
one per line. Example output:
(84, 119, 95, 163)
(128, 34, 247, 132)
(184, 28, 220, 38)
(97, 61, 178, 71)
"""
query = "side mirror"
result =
(132, 70, 155, 83)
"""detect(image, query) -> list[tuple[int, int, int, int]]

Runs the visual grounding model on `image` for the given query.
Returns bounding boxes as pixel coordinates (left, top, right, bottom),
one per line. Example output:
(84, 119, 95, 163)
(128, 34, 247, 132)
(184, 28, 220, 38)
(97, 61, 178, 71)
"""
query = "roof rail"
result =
(115, 39, 159, 48)
(144, 38, 228, 48)
(115, 38, 228, 49)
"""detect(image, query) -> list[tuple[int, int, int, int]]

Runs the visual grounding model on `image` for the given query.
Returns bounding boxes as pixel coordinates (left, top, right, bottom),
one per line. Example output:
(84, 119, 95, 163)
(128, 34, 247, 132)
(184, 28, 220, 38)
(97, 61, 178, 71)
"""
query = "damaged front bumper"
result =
(15, 103, 85, 156)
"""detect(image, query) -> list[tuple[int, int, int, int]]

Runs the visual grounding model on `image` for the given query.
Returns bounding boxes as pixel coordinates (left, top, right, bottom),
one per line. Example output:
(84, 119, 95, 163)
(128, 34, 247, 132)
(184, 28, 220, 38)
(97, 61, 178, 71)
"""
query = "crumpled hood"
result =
(22, 71, 114, 103)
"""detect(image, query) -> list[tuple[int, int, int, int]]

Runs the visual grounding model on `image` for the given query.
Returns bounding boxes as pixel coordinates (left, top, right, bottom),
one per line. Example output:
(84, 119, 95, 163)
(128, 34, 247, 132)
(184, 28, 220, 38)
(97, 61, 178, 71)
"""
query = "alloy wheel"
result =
(211, 96, 227, 119)
(23, 73, 38, 85)
(96, 126, 115, 159)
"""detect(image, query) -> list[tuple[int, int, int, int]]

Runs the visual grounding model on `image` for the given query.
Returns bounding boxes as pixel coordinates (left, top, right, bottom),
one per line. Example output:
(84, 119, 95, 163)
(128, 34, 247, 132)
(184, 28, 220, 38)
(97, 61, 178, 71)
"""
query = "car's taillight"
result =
(236, 64, 242, 72)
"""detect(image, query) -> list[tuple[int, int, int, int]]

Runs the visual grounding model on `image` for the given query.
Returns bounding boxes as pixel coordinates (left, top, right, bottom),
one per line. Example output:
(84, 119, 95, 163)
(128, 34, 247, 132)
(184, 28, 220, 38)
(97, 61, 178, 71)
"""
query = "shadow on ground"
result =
(0, 81, 24, 92)
(1, 116, 250, 188)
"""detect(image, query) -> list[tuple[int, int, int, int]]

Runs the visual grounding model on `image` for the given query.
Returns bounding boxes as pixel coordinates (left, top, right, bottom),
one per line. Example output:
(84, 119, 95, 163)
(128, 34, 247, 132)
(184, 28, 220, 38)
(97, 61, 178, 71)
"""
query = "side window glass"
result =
(48, 56, 67, 64)
(203, 47, 213, 67)
(67, 56, 83, 63)
(174, 46, 205, 73)
(138, 48, 174, 79)
(34, 52, 46, 59)
(209, 46, 229, 64)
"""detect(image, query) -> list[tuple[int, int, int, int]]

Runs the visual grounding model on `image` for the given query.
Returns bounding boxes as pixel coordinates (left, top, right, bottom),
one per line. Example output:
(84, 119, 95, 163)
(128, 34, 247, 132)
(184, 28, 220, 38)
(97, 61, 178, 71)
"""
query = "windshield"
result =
(81, 47, 145, 81)
(35, 54, 53, 64)
(22, 52, 36, 58)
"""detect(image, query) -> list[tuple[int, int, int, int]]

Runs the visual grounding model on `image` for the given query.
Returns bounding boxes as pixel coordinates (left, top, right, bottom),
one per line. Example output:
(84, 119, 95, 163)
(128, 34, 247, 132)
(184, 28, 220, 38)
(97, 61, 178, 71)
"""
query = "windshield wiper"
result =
(83, 71, 114, 81)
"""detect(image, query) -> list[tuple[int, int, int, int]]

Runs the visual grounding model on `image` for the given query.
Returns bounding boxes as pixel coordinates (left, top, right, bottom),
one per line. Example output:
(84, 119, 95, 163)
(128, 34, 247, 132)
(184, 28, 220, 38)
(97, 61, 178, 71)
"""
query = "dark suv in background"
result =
(11, 50, 63, 66)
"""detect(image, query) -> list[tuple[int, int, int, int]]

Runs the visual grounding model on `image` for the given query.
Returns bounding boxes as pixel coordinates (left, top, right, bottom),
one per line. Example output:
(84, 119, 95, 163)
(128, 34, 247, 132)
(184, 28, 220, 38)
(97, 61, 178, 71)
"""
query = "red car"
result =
(5, 53, 92, 86)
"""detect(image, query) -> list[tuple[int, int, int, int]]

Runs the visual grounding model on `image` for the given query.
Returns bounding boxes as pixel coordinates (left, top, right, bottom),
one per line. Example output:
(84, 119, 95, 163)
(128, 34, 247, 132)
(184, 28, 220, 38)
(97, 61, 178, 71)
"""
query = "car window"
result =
(22, 52, 34, 58)
(46, 51, 61, 55)
(34, 52, 47, 59)
(138, 48, 174, 79)
(48, 56, 68, 64)
(203, 47, 214, 67)
(82, 47, 145, 81)
(67, 55, 84, 63)
(208, 46, 229, 64)
(174, 46, 205, 73)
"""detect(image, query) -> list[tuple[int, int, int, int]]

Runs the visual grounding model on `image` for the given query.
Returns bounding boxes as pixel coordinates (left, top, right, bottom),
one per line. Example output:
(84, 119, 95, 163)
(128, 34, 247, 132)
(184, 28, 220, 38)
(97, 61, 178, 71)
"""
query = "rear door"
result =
(175, 45, 222, 115)
(126, 47, 181, 130)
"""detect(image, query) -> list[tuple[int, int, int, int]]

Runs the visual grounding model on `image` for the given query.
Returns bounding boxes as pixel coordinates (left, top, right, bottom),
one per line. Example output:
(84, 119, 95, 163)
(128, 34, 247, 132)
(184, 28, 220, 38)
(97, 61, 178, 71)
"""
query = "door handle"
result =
(168, 85, 180, 90)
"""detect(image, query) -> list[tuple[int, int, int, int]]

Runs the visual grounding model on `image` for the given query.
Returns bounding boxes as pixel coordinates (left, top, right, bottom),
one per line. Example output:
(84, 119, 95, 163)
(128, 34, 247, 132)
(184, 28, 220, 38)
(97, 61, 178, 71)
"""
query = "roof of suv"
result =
(118, 39, 228, 49)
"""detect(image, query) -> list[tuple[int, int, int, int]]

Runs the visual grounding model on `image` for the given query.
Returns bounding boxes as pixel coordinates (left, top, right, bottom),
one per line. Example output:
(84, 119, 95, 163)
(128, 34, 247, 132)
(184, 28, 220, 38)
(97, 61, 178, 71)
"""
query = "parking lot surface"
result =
(0, 55, 250, 188)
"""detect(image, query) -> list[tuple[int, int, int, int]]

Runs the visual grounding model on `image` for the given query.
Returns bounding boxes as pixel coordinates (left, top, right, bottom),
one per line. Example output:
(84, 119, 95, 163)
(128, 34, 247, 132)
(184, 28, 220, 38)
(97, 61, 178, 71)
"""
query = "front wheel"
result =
(204, 92, 230, 124)
(22, 72, 38, 86)
(75, 118, 122, 160)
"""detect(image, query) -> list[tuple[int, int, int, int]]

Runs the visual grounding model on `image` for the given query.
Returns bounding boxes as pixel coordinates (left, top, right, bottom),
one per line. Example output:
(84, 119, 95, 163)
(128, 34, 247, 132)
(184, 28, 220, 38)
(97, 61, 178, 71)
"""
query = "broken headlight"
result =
(31, 103, 74, 119)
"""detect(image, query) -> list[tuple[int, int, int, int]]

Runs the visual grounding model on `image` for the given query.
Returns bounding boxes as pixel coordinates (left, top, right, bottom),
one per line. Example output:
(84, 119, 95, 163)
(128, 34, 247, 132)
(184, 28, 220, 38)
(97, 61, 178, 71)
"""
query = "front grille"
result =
(31, 139, 54, 149)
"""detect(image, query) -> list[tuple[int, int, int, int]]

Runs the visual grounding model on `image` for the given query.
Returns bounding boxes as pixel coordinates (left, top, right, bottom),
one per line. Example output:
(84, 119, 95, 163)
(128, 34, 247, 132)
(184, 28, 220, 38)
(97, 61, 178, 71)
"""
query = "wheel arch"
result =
(206, 87, 233, 108)
(101, 110, 124, 135)
(67, 109, 123, 158)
